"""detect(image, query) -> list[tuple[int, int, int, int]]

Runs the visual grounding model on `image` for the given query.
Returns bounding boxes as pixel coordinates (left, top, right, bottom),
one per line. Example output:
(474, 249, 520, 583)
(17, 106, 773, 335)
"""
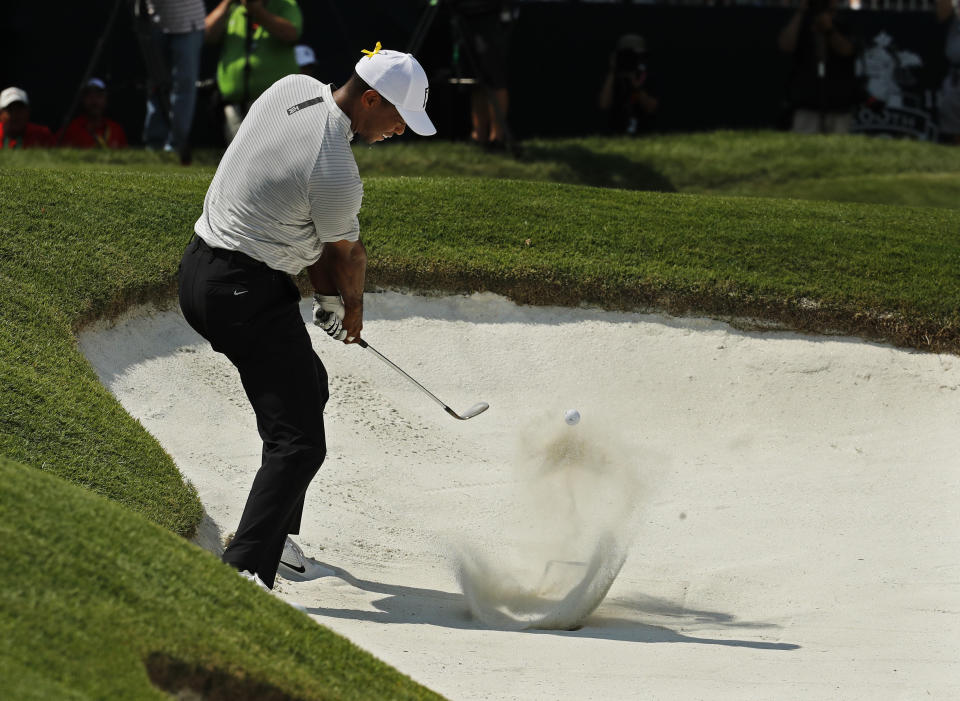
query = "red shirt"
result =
(59, 116, 128, 149)
(0, 122, 54, 149)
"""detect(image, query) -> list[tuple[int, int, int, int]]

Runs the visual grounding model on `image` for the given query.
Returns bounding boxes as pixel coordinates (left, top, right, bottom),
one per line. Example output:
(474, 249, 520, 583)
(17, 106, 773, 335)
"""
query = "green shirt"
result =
(216, 0, 303, 104)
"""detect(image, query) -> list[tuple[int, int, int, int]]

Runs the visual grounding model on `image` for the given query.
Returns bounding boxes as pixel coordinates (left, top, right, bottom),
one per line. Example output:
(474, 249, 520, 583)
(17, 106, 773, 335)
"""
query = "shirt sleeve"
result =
(308, 145, 363, 243)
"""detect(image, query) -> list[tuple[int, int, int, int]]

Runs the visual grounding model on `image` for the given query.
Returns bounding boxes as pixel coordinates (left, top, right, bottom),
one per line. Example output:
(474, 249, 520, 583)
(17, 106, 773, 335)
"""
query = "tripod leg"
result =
(408, 1, 441, 56)
(56, 0, 126, 143)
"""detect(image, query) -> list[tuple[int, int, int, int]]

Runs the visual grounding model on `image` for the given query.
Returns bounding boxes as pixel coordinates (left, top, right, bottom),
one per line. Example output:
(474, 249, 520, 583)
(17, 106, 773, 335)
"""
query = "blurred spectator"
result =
(205, 0, 302, 143)
(0, 87, 53, 149)
(456, 0, 514, 149)
(295, 44, 319, 78)
(598, 34, 660, 136)
(937, 0, 960, 144)
(136, 0, 205, 156)
(58, 79, 128, 149)
(779, 0, 859, 134)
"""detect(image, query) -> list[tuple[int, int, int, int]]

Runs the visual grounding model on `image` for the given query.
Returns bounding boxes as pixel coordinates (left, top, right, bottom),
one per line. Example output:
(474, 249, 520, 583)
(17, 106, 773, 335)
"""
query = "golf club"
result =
(356, 339, 489, 421)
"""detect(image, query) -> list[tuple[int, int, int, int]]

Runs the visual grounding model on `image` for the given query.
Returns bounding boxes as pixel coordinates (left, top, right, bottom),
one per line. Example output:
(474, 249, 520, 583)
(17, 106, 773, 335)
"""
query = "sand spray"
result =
(452, 412, 652, 630)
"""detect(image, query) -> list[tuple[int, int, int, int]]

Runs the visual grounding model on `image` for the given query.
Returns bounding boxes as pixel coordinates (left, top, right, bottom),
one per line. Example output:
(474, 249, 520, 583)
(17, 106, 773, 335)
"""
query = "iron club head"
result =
(461, 402, 490, 419)
(358, 340, 488, 422)
(445, 402, 490, 420)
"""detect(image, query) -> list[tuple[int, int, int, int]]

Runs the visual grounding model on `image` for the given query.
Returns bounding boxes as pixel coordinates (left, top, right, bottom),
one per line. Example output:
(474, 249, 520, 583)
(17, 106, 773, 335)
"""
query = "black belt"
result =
(192, 234, 272, 272)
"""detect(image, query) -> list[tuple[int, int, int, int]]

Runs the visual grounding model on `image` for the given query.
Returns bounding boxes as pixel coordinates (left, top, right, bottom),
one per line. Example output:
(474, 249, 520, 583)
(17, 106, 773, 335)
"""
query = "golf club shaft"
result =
(356, 339, 456, 415)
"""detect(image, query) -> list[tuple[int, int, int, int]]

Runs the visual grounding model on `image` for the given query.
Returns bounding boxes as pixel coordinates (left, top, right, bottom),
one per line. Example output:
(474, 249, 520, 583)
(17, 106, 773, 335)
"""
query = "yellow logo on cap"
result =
(361, 41, 382, 59)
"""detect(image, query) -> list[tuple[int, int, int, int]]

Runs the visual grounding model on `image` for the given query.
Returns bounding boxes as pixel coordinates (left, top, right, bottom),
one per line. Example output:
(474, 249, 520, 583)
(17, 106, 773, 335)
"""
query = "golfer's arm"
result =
(308, 239, 367, 308)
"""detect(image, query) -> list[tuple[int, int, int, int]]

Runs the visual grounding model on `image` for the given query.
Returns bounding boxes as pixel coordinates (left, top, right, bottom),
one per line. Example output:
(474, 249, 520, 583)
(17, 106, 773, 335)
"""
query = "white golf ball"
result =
(564, 409, 581, 426)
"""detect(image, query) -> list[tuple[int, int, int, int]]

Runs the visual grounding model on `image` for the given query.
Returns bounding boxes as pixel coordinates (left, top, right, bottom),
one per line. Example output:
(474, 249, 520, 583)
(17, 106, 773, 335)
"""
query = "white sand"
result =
(79, 291, 960, 700)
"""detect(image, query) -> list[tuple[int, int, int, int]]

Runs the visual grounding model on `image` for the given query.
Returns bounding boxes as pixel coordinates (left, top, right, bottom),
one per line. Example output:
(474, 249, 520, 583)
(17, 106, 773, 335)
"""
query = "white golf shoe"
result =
(279, 536, 307, 574)
(237, 568, 308, 612)
(238, 569, 269, 592)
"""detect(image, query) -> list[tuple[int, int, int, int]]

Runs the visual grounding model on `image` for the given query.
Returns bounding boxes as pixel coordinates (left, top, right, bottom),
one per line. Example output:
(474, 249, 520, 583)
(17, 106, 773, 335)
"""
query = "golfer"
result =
(178, 44, 436, 591)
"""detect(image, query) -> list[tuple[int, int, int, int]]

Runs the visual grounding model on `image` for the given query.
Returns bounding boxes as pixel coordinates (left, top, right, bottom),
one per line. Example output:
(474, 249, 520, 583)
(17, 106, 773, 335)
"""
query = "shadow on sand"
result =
(299, 563, 800, 651)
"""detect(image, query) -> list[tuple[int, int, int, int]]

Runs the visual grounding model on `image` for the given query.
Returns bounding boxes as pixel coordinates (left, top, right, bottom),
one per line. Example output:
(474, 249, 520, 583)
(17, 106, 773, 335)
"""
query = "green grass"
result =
(725, 172, 960, 209)
(356, 131, 960, 208)
(4, 131, 959, 208)
(0, 167, 209, 535)
(0, 456, 442, 700)
(2, 133, 959, 696)
(362, 177, 960, 348)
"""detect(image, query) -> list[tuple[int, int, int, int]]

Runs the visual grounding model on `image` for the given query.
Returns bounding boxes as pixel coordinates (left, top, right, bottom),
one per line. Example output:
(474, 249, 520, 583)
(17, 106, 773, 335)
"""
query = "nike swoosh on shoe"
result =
(279, 559, 306, 574)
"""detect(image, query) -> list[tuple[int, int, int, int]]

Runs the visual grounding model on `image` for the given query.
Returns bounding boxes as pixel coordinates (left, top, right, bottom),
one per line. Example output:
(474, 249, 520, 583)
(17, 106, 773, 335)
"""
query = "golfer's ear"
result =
(361, 90, 381, 108)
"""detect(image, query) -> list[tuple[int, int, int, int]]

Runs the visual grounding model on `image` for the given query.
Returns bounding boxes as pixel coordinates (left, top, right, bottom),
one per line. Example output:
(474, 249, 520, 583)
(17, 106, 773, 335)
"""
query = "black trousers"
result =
(178, 235, 328, 589)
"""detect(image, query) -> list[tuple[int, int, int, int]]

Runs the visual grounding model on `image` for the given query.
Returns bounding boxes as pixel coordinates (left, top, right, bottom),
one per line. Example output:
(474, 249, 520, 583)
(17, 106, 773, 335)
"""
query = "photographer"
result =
(779, 0, 859, 134)
(598, 34, 659, 136)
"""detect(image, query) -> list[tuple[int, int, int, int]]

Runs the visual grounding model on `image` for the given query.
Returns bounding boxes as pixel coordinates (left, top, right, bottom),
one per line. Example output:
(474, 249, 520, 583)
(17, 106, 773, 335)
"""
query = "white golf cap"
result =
(294, 44, 316, 67)
(86, 77, 107, 90)
(354, 43, 436, 136)
(0, 87, 29, 110)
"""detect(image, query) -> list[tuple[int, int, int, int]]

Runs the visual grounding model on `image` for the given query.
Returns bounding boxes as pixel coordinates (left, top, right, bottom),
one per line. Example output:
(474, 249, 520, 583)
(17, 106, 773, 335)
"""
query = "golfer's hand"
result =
(313, 294, 347, 341)
(341, 304, 363, 345)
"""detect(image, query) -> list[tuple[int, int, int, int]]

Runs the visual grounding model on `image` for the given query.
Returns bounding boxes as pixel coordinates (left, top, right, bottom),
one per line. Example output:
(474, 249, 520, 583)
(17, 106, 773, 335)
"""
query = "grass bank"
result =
(0, 166, 445, 698)
(363, 177, 960, 351)
(0, 456, 442, 700)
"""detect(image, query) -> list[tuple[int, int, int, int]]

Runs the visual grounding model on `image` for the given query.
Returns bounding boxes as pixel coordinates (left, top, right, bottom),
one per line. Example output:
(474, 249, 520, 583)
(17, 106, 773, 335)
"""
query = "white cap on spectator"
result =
(294, 45, 317, 67)
(86, 78, 107, 90)
(354, 44, 436, 136)
(0, 87, 29, 110)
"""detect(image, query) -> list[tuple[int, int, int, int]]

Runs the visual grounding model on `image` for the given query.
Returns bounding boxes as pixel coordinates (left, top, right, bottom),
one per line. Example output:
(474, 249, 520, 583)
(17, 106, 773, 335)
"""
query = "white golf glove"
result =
(312, 294, 347, 341)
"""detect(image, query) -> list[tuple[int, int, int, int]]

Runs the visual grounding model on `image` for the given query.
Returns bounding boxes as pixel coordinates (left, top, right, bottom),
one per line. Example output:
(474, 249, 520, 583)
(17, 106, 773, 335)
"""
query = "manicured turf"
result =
(4, 131, 958, 208)
(0, 167, 208, 535)
(1, 132, 957, 697)
(0, 456, 442, 701)
(355, 131, 960, 209)
(366, 177, 960, 331)
(728, 172, 960, 209)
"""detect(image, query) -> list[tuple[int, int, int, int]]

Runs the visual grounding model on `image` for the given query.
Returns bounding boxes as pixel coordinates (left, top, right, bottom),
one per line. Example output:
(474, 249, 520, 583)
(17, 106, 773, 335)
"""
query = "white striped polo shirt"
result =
(145, 0, 205, 34)
(195, 75, 362, 275)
